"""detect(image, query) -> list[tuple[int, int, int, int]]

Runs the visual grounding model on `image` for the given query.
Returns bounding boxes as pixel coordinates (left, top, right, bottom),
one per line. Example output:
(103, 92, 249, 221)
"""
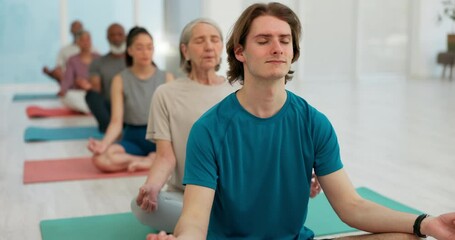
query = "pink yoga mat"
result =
(23, 157, 148, 184)
(26, 105, 87, 118)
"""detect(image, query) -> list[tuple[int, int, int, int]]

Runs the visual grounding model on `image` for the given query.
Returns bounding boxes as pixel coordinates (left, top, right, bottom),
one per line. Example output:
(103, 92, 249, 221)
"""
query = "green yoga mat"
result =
(40, 212, 158, 240)
(40, 187, 422, 240)
(12, 93, 58, 101)
(24, 126, 103, 142)
(307, 187, 422, 237)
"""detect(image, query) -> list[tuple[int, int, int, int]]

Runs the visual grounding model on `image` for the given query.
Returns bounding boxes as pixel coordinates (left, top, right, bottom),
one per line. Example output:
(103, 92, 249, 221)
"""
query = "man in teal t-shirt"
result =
(184, 90, 342, 239)
(146, 2, 455, 240)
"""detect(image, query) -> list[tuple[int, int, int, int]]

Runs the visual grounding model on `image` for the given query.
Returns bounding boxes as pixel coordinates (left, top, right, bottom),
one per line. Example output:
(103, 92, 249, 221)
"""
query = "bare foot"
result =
(127, 153, 156, 172)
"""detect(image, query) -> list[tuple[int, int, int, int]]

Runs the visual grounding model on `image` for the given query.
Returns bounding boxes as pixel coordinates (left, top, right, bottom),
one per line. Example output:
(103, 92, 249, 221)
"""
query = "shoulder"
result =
(155, 77, 186, 92)
(189, 94, 237, 146)
(113, 70, 128, 83)
(195, 93, 236, 126)
(62, 43, 77, 51)
(287, 91, 319, 115)
(92, 52, 101, 58)
(66, 54, 79, 64)
(90, 57, 102, 67)
(119, 68, 131, 77)
(286, 90, 332, 126)
(97, 54, 111, 62)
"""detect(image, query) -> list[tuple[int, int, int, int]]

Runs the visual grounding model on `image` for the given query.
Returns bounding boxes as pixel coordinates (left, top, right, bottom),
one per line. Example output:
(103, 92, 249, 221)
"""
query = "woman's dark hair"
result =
(125, 26, 154, 67)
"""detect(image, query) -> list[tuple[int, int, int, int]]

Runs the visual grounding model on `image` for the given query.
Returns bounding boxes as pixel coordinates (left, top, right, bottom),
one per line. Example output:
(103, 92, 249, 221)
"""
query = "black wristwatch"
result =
(413, 214, 429, 238)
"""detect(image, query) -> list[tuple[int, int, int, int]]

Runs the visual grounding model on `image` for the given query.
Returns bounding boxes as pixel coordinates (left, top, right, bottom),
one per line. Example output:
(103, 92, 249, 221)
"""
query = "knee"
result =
(91, 154, 114, 173)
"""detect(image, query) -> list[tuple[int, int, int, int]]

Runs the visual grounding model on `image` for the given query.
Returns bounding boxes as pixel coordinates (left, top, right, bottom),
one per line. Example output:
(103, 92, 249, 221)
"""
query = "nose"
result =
(271, 39, 283, 55)
(204, 40, 214, 51)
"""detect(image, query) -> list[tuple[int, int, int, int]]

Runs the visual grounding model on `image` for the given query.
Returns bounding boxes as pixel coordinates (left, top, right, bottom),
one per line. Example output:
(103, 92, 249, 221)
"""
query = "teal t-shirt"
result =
(183, 90, 343, 239)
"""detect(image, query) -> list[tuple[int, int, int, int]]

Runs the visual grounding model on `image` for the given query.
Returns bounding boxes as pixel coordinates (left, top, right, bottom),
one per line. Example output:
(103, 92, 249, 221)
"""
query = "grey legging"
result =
(131, 191, 183, 233)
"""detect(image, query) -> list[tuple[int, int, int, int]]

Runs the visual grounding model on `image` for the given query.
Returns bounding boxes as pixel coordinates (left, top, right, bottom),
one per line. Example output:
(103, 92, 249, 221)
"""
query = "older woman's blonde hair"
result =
(179, 18, 224, 74)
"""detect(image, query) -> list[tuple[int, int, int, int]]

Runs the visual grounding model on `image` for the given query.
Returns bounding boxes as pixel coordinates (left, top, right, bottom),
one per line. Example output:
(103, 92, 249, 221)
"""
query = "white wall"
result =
(409, 0, 450, 79)
(299, 0, 356, 82)
(357, 0, 410, 80)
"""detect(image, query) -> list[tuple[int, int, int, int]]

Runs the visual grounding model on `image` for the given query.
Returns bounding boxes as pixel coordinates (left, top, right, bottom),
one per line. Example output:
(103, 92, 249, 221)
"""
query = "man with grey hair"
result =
(85, 23, 127, 132)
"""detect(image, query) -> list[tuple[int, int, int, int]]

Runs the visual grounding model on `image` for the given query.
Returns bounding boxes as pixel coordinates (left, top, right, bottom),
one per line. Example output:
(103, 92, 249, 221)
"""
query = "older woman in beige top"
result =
(132, 18, 234, 233)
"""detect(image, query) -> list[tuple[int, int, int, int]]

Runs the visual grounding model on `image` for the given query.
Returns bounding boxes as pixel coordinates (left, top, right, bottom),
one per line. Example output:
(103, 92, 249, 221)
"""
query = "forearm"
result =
(320, 170, 420, 235)
(144, 154, 176, 189)
(341, 198, 418, 234)
(101, 120, 122, 145)
(174, 216, 207, 240)
(172, 185, 213, 239)
(59, 77, 71, 93)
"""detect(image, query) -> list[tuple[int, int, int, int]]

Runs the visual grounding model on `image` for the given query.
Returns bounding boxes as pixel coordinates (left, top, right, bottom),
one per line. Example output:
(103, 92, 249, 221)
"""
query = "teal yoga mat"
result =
(12, 93, 58, 101)
(40, 187, 422, 240)
(307, 187, 422, 237)
(24, 126, 103, 142)
(40, 212, 158, 240)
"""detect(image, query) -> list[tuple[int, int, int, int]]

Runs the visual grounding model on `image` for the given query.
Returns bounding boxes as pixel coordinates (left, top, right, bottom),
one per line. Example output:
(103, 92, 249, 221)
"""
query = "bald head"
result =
(107, 23, 126, 47)
(70, 20, 83, 36)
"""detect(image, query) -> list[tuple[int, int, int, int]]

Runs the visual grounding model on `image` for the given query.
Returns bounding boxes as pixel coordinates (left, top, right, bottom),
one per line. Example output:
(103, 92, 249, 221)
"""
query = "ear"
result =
(127, 46, 133, 57)
(181, 44, 189, 61)
(234, 45, 245, 63)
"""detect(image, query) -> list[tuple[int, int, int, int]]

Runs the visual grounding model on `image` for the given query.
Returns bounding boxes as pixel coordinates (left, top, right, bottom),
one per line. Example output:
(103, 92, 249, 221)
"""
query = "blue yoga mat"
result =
(24, 126, 103, 142)
(40, 187, 422, 240)
(13, 93, 58, 101)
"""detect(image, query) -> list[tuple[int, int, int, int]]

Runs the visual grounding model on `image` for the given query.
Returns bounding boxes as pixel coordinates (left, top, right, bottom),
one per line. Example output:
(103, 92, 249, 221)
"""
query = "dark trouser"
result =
(85, 90, 111, 133)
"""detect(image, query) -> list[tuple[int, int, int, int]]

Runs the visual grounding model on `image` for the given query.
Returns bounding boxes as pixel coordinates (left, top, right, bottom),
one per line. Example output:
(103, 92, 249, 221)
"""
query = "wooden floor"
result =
(0, 78, 454, 239)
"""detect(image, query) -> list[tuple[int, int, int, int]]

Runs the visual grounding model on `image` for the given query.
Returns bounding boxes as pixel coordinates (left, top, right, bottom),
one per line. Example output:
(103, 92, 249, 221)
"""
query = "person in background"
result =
(131, 18, 236, 233)
(85, 23, 127, 132)
(147, 2, 455, 240)
(87, 27, 174, 173)
(43, 20, 83, 83)
(58, 30, 99, 113)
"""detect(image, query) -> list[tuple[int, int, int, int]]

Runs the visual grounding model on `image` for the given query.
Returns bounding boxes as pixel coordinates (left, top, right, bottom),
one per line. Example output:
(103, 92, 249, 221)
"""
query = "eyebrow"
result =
(134, 42, 153, 46)
(193, 34, 220, 39)
(254, 33, 291, 38)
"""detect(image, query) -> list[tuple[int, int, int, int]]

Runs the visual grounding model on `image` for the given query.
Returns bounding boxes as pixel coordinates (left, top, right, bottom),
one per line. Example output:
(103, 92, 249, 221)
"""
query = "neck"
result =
(110, 52, 125, 58)
(79, 49, 91, 56)
(188, 68, 221, 85)
(236, 76, 287, 118)
(131, 64, 155, 79)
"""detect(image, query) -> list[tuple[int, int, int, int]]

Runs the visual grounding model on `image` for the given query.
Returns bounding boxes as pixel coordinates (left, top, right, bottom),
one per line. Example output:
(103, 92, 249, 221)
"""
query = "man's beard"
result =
(110, 42, 126, 55)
